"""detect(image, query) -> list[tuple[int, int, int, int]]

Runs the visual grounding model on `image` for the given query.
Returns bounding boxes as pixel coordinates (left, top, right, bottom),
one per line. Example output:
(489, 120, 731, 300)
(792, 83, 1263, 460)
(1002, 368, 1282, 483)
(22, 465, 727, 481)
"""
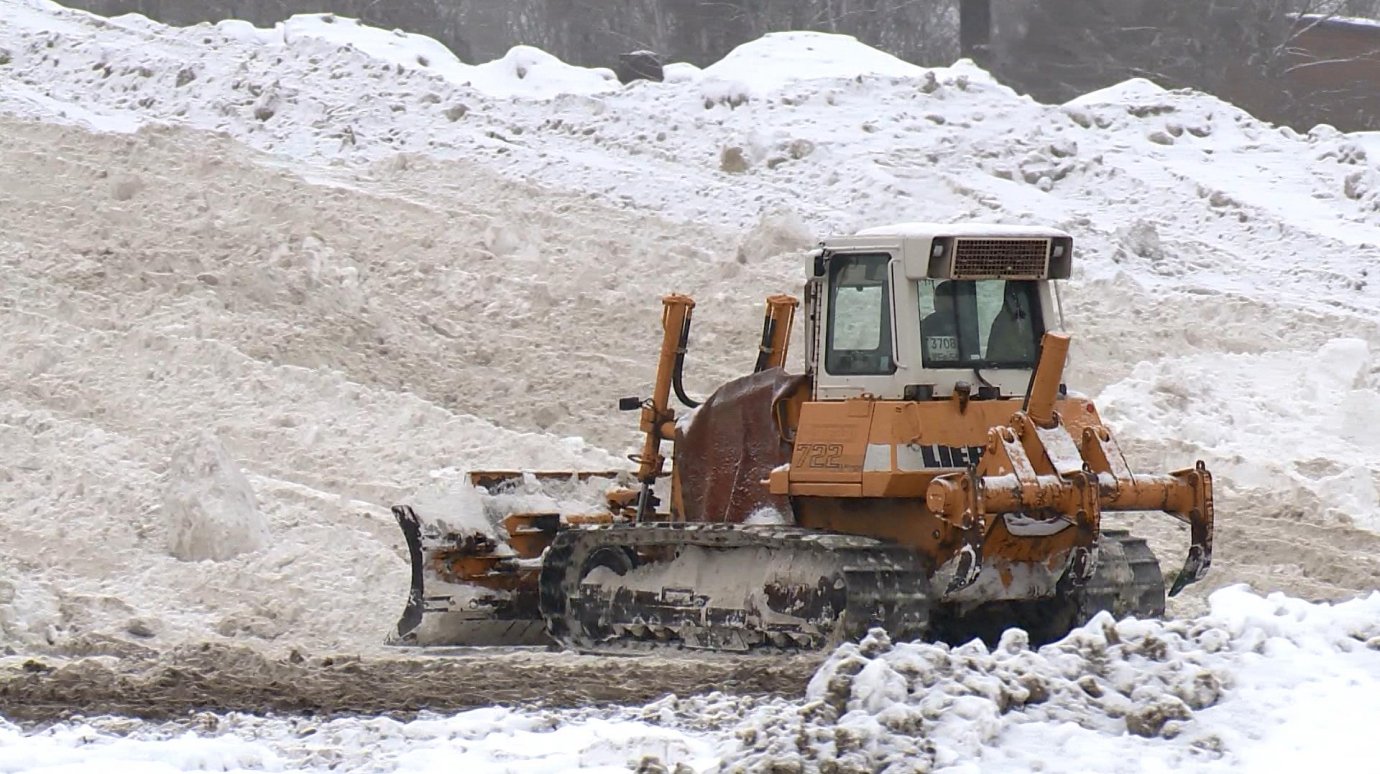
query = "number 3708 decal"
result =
(794, 442, 845, 469)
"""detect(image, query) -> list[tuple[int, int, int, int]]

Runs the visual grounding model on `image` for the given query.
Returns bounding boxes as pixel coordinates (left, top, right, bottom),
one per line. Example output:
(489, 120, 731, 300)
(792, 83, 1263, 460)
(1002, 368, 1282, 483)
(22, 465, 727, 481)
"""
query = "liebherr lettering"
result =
(920, 444, 986, 468)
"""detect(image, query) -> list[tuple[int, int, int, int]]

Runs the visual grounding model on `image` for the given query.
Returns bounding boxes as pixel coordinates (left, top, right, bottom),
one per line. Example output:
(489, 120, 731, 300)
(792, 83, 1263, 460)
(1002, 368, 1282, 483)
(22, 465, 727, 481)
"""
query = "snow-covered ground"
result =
(3, 588, 1378, 772)
(3, 0, 1380, 770)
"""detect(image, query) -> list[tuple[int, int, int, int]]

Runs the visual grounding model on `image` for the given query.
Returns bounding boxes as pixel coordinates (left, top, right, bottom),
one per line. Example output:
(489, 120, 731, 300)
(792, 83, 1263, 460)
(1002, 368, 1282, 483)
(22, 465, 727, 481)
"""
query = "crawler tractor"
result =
(392, 224, 1214, 652)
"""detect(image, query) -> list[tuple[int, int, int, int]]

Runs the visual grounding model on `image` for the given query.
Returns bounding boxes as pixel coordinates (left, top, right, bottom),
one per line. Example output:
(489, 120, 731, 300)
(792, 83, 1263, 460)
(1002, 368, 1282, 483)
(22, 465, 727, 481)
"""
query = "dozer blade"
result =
(390, 504, 549, 646)
(389, 471, 631, 647)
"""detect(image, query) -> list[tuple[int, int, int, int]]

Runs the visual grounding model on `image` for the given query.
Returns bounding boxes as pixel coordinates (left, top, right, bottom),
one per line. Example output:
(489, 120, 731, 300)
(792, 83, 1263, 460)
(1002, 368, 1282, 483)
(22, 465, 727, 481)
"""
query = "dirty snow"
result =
(2, 587, 1377, 772)
(698, 585, 1380, 772)
(2, 0, 1380, 770)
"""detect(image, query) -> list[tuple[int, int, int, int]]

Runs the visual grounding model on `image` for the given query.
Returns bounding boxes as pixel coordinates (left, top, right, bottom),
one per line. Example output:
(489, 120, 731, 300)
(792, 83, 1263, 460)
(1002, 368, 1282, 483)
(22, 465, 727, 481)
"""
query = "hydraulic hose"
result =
(753, 316, 777, 374)
(672, 313, 701, 409)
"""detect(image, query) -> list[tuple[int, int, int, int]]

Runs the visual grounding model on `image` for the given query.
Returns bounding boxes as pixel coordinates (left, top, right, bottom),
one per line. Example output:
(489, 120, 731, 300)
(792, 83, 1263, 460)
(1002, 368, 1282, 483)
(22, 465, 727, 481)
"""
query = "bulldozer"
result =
(391, 223, 1214, 653)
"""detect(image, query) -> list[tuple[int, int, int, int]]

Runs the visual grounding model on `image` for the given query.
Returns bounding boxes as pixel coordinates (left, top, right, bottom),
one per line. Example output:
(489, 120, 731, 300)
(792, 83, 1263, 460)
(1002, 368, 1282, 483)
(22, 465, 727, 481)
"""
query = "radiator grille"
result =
(952, 238, 1050, 279)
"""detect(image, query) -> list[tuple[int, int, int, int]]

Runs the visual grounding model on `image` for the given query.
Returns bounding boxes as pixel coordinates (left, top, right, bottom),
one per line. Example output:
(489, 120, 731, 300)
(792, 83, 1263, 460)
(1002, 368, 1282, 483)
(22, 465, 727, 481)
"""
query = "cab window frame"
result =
(824, 252, 898, 377)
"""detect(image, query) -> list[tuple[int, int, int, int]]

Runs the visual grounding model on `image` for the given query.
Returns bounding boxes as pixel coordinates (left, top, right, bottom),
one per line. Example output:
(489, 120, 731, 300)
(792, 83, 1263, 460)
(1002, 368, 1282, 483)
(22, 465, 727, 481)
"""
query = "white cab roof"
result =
(851, 222, 1071, 240)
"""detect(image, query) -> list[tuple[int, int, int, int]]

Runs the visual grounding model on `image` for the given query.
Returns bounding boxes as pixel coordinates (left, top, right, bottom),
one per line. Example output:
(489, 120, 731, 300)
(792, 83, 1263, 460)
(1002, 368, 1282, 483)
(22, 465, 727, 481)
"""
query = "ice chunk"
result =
(164, 432, 269, 561)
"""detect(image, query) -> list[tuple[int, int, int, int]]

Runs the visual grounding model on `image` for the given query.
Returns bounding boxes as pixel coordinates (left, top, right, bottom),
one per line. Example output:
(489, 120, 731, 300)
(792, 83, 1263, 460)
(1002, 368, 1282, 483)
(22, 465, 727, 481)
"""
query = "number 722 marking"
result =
(794, 443, 845, 469)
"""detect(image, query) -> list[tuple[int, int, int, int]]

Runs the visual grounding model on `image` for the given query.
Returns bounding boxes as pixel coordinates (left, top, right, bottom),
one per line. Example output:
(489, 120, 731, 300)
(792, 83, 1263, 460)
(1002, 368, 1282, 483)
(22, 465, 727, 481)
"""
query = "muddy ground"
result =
(0, 644, 821, 723)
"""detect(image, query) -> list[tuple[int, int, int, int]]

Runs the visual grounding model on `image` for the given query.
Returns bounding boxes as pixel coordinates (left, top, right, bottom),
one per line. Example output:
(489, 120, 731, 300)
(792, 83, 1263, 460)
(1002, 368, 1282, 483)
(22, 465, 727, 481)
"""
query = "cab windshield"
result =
(919, 279, 1043, 369)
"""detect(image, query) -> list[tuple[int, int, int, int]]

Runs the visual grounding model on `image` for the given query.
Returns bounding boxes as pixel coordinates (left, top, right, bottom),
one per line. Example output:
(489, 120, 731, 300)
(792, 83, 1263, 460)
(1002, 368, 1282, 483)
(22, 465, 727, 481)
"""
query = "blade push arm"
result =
(754, 294, 799, 372)
(630, 294, 695, 519)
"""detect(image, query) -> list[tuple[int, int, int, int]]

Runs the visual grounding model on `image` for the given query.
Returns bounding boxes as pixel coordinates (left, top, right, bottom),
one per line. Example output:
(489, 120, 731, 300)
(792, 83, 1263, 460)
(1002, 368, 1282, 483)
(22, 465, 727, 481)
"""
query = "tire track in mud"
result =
(0, 644, 822, 722)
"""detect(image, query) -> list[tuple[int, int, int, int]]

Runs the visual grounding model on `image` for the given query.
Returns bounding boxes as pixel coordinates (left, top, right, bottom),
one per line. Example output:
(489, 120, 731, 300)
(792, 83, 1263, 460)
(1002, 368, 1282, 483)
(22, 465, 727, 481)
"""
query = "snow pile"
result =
(5, 588, 1369, 772)
(1, 0, 1379, 657)
(1100, 338, 1380, 531)
(735, 208, 815, 265)
(275, 14, 619, 98)
(671, 586, 1380, 772)
(465, 46, 619, 99)
(704, 32, 929, 89)
(697, 31, 957, 105)
(164, 432, 270, 561)
(0, 111, 647, 655)
(0, 719, 284, 771)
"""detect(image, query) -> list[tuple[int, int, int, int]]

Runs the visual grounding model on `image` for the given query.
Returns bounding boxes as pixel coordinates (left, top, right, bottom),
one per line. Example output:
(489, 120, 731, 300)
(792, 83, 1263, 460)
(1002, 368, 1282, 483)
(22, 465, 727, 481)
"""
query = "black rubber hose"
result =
(672, 314, 701, 409)
(753, 316, 777, 373)
(1020, 337, 1044, 413)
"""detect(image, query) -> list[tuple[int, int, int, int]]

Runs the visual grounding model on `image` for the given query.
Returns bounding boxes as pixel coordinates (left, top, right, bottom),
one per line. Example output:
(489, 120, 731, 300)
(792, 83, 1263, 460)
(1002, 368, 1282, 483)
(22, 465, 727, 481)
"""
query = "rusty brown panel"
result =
(502, 513, 562, 532)
(605, 488, 639, 510)
(670, 467, 686, 521)
(435, 566, 536, 594)
(673, 369, 810, 523)
(777, 380, 807, 436)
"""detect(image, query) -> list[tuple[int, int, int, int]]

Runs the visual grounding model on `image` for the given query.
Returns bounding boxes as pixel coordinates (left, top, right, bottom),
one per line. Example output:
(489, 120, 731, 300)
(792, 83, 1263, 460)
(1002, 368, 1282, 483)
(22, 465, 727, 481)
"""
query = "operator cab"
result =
(806, 223, 1072, 401)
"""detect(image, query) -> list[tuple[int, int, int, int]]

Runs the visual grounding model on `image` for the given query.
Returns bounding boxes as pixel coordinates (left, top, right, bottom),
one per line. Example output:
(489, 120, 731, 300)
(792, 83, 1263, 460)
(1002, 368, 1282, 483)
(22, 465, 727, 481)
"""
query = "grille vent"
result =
(952, 238, 1050, 279)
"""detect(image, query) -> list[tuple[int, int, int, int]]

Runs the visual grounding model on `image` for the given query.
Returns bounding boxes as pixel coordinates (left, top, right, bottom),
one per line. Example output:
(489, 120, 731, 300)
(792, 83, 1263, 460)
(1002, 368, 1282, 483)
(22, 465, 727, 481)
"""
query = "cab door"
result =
(814, 251, 901, 400)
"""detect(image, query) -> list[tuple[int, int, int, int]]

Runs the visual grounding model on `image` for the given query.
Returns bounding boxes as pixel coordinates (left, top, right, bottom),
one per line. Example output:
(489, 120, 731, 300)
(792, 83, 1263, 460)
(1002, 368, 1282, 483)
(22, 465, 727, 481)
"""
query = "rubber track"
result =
(539, 523, 931, 655)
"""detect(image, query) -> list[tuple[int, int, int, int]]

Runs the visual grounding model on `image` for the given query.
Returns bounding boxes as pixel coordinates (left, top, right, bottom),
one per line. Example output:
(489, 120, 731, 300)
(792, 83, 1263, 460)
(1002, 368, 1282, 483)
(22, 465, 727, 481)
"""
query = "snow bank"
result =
(2, 0, 1380, 663)
(278, 14, 619, 98)
(698, 30, 928, 102)
(676, 586, 1380, 772)
(1099, 338, 1380, 531)
(6, 588, 1371, 772)
(705, 31, 929, 86)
